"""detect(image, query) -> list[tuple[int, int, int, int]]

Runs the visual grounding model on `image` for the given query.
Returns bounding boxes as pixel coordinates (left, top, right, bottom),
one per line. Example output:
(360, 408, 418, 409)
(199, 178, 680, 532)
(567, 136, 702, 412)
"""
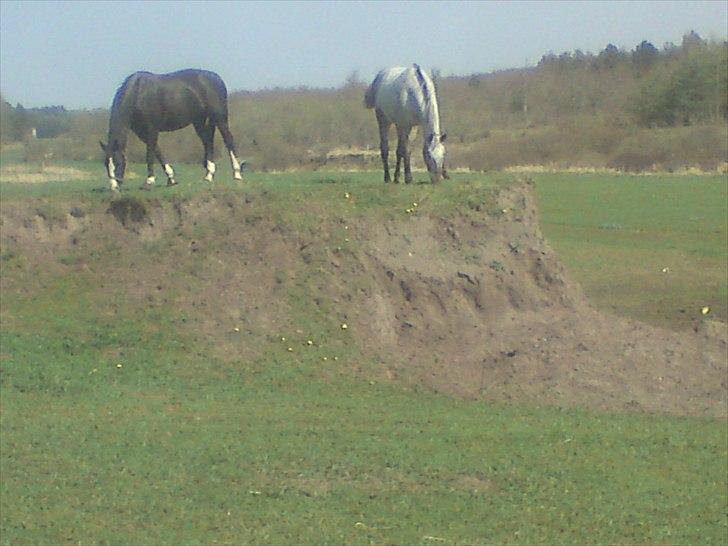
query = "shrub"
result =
(608, 125, 728, 171)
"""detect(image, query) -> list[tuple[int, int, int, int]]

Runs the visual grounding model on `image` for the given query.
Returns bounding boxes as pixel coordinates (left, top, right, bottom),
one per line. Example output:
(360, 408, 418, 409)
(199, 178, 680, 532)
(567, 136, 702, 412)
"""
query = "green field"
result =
(534, 172, 728, 329)
(1, 161, 726, 545)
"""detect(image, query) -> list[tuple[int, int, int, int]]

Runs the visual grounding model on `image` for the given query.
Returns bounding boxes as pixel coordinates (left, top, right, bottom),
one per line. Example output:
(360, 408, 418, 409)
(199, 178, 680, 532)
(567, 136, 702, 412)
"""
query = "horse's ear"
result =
(99, 141, 107, 152)
(440, 133, 447, 143)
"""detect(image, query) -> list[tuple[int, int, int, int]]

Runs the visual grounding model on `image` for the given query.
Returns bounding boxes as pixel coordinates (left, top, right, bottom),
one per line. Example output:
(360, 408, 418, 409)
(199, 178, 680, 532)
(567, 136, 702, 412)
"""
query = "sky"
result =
(1, 0, 726, 110)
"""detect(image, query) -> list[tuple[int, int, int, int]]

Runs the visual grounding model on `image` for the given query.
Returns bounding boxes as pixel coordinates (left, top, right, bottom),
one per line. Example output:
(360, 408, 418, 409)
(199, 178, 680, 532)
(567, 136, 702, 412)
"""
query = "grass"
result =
(2, 289, 726, 545)
(1, 163, 727, 544)
(533, 172, 728, 329)
(3, 378, 725, 544)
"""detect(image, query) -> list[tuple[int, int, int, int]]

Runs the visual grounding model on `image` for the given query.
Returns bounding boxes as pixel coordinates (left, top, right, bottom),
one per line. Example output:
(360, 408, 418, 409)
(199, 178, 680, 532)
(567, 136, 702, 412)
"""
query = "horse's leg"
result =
(394, 133, 402, 184)
(143, 132, 157, 188)
(376, 110, 391, 183)
(151, 140, 176, 186)
(194, 120, 216, 182)
(396, 126, 413, 184)
(399, 127, 412, 184)
(216, 120, 243, 181)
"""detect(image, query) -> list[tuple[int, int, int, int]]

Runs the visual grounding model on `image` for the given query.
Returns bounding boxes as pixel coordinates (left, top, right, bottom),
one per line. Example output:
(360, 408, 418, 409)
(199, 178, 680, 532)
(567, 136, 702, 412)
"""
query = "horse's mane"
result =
(110, 71, 152, 115)
(111, 74, 133, 113)
(412, 64, 442, 138)
(413, 64, 432, 105)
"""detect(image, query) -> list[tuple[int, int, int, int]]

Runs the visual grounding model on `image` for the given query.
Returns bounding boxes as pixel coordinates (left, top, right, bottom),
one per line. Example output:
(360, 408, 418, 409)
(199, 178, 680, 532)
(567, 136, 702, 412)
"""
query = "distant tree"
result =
(596, 43, 624, 69)
(11, 103, 30, 141)
(538, 52, 558, 66)
(0, 95, 14, 143)
(558, 51, 572, 63)
(681, 30, 705, 51)
(662, 41, 679, 56)
(573, 49, 588, 65)
(431, 68, 442, 97)
(632, 41, 659, 72)
(28, 105, 71, 138)
(632, 41, 727, 126)
(343, 70, 362, 88)
(430, 68, 442, 86)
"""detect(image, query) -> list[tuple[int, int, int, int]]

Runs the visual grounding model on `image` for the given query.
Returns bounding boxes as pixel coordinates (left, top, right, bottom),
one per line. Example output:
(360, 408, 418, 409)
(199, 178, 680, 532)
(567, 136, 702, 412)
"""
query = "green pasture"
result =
(534, 172, 727, 329)
(1, 161, 726, 544)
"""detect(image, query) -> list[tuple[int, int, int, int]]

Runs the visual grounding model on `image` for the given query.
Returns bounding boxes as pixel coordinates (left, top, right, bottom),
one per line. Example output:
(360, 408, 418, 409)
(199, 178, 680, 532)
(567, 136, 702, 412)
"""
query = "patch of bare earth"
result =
(1, 182, 725, 418)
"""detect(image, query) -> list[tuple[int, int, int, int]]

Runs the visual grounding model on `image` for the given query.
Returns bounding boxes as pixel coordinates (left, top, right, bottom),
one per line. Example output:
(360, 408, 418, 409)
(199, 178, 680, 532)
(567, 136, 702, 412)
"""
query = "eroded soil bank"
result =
(2, 181, 725, 417)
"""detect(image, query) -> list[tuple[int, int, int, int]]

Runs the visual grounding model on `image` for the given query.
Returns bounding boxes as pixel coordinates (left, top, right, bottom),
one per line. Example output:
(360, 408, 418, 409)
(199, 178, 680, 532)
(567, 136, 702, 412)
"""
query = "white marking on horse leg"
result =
(229, 151, 240, 170)
(204, 160, 216, 182)
(146, 176, 156, 185)
(164, 164, 177, 186)
(107, 158, 120, 191)
(163, 163, 178, 186)
(230, 151, 243, 180)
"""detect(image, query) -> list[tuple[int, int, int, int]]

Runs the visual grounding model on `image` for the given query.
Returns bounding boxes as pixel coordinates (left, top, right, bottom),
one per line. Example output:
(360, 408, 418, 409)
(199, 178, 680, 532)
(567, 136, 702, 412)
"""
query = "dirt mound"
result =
(2, 182, 725, 417)
(340, 183, 727, 417)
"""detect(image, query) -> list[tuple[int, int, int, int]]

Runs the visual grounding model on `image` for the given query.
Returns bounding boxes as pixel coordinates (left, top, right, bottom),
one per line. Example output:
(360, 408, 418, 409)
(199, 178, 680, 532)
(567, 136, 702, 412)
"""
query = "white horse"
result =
(365, 64, 448, 183)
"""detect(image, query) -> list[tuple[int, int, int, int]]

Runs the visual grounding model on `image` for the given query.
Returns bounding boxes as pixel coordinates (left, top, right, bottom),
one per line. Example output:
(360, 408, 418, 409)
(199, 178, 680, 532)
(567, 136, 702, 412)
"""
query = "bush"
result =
(608, 125, 728, 171)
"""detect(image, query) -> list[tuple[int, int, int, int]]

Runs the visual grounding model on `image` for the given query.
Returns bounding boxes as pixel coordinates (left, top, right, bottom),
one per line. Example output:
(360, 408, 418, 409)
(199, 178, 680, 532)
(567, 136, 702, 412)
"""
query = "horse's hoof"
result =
(166, 179, 178, 187)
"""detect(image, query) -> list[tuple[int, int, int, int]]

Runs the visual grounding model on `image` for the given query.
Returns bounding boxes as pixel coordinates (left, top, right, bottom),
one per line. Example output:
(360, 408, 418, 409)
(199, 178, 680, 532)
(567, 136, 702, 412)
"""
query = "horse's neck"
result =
(413, 70, 441, 139)
(422, 96, 441, 138)
(108, 115, 129, 149)
(108, 77, 139, 148)
(417, 91, 441, 143)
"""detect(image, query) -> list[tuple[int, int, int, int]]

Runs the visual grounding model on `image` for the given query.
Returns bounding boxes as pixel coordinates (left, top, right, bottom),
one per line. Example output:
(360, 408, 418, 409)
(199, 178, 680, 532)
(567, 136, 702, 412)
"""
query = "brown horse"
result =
(100, 69, 244, 192)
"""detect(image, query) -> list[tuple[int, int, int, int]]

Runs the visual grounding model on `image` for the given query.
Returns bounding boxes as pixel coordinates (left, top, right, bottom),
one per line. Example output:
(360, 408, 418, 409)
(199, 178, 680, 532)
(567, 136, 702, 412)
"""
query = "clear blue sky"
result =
(1, 0, 726, 110)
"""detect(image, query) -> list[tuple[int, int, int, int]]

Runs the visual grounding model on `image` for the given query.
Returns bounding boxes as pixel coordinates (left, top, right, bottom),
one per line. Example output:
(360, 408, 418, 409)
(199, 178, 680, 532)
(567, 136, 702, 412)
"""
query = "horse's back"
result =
(118, 69, 230, 132)
(369, 66, 423, 126)
(164, 69, 226, 88)
(143, 69, 230, 118)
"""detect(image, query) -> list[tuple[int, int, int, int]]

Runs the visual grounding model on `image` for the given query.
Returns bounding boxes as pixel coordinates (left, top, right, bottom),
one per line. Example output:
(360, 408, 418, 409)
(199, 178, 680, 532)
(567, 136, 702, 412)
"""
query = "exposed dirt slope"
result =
(2, 182, 725, 417)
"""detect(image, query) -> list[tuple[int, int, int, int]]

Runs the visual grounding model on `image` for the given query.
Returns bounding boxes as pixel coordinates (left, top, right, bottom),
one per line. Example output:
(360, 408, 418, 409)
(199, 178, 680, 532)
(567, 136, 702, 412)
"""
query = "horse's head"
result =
(99, 140, 126, 187)
(423, 133, 449, 183)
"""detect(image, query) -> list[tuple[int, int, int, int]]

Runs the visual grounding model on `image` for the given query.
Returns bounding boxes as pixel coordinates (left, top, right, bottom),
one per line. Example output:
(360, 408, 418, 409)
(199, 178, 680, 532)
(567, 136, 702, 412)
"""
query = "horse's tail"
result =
(199, 70, 230, 122)
(364, 70, 384, 109)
